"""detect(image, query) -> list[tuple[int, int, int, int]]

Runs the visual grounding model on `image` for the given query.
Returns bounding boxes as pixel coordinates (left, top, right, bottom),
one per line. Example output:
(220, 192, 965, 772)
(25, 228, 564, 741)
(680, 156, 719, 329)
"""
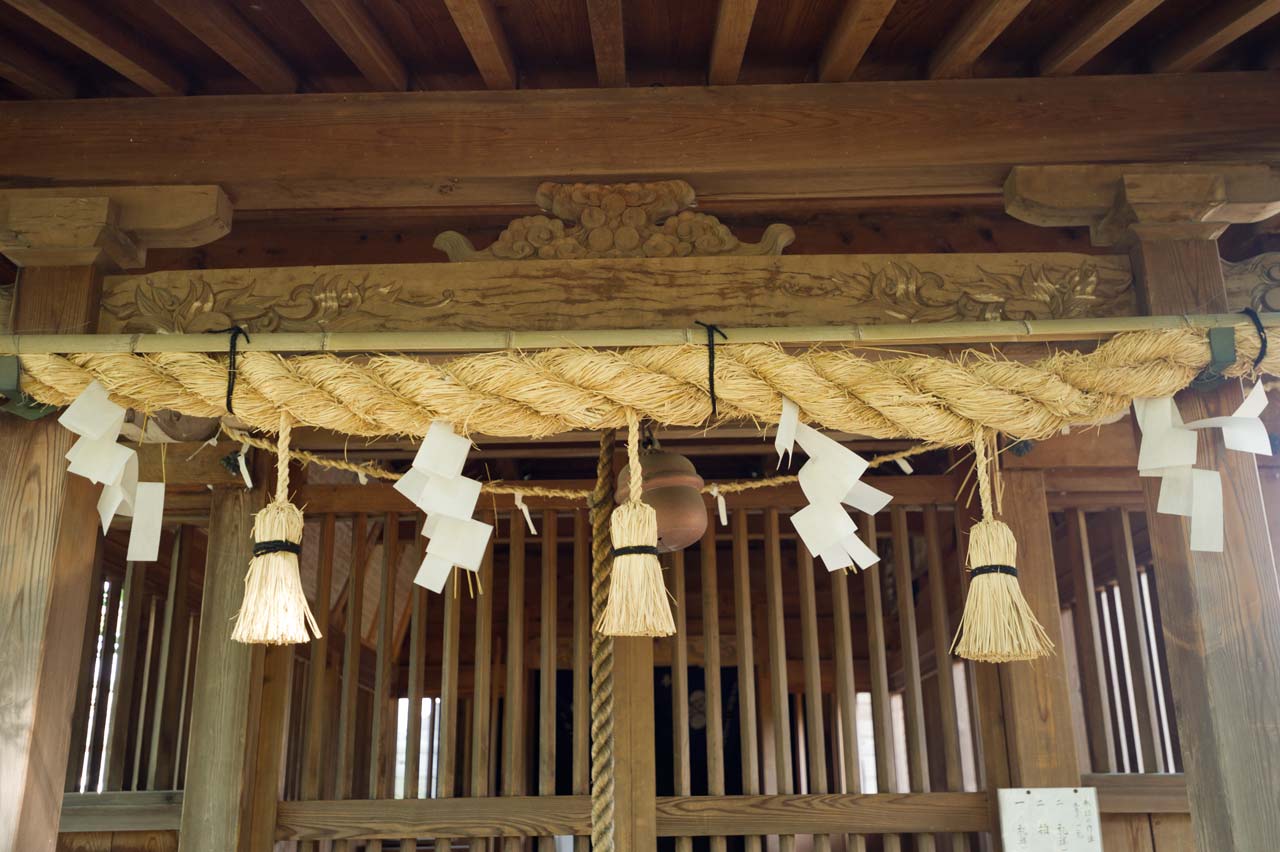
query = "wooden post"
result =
(178, 486, 264, 852)
(1007, 164, 1280, 850)
(612, 636, 657, 852)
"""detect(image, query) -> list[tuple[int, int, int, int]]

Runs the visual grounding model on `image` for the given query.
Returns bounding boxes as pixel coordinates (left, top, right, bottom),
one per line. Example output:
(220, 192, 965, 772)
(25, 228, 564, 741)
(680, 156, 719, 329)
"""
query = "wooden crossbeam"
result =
(928, 0, 1032, 79)
(443, 0, 517, 89)
(162, 2, 297, 94)
(1152, 0, 1280, 72)
(301, 0, 408, 91)
(1039, 0, 1166, 75)
(0, 29, 75, 98)
(816, 0, 897, 82)
(2, 75, 1279, 211)
(708, 0, 758, 84)
(585, 0, 626, 87)
(1, 0, 186, 95)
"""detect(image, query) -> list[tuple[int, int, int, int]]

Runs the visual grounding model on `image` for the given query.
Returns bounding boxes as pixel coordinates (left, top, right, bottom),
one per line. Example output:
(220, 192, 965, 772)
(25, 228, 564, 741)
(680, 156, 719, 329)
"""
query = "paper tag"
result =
(798, 457, 860, 505)
(818, 543, 853, 571)
(1155, 465, 1194, 516)
(238, 443, 253, 488)
(414, 420, 472, 479)
(894, 457, 914, 474)
(356, 470, 368, 485)
(843, 478, 893, 515)
(98, 483, 127, 533)
(1190, 469, 1223, 552)
(1134, 398, 1198, 474)
(67, 432, 136, 486)
(58, 381, 125, 440)
(126, 482, 165, 562)
(393, 467, 430, 505)
(842, 531, 881, 570)
(422, 513, 441, 538)
(1183, 383, 1272, 455)
(709, 484, 728, 526)
(514, 493, 538, 534)
(425, 515, 494, 571)
(790, 501, 858, 558)
(775, 398, 799, 467)
(418, 473, 482, 518)
(413, 553, 454, 593)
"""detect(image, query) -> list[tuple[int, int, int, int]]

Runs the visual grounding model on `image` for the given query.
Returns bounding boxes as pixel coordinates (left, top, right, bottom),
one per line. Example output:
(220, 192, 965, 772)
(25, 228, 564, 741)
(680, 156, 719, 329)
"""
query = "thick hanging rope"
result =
(589, 429, 616, 852)
(17, 324, 1275, 444)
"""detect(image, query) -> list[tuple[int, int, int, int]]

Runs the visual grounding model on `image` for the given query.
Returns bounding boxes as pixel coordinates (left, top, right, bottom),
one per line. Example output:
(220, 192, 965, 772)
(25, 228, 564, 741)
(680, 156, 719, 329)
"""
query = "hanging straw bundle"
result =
(952, 426, 1053, 663)
(232, 412, 321, 645)
(595, 410, 676, 637)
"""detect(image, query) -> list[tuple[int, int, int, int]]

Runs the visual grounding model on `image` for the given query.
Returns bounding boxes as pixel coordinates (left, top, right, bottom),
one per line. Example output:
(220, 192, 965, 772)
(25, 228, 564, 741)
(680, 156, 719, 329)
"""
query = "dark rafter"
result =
(163, 2, 297, 94)
(1152, 0, 1280, 72)
(708, 0, 758, 85)
(586, 0, 626, 87)
(1040, 0, 1165, 76)
(443, 0, 517, 90)
(928, 0, 1032, 79)
(816, 0, 897, 82)
(2, 0, 186, 95)
(0, 29, 75, 98)
(301, 0, 408, 91)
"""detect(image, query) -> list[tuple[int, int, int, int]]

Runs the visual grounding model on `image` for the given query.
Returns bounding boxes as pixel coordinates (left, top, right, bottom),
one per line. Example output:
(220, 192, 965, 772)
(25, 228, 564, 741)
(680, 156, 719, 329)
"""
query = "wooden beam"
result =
(274, 793, 994, 840)
(1129, 234, 1280, 851)
(1084, 773, 1190, 814)
(708, 0, 758, 85)
(1, 0, 186, 95)
(585, 0, 626, 87)
(300, 0, 408, 91)
(443, 0, 517, 90)
(0, 30, 76, 98)
(60, 792, 183, 833)
(929, 0, 1032, 79)
(0, 261, 101, 852)
(162, 2, 296, 94)
(997, 470, 1080, 787)
(1152, 0, 1280, 72)
(1039, 0, 1166, 76)
(3, 74, 1280, 211)
(177, 486, 264, 852)
(816, 0, 897, 82)
(99, 252, 1135, 335)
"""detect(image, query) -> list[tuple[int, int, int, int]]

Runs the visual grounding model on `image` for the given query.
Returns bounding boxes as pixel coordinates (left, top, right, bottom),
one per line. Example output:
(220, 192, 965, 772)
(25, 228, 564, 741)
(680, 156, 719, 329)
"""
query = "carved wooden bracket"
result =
(1004, 164, 1280, 247)
(434, 180, 794, 261)
(0, 185, 232, 269)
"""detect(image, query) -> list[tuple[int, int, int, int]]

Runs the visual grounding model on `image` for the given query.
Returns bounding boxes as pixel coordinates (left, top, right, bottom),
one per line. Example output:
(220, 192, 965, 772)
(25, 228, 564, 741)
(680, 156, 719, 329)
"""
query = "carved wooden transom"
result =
(434, 180, 795, 261)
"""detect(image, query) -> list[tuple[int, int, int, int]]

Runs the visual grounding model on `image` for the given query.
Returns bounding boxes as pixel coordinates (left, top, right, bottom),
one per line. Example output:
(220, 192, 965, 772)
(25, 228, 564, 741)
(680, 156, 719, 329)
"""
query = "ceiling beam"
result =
(0, 30, 76, 98)
(163, 1, 297, 94)
(301, 0, 408, 91)
(2, 0, 185, 95)
(708, 0, 758, 85)
(1040, 0, 1166, 75)
(443, 0, 517, 89)
(585, 0, 626, 87)
(2, 73, 1279, 211)
(1152, 0, 1280, 72)
(928, 0, 1032, 79)
(816, 0, 897, 82)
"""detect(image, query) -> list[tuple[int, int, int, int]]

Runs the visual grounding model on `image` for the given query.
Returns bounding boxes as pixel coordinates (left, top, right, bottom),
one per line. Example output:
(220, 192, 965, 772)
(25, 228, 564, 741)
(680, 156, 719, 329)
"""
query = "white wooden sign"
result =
(997, 787, 1103, 852)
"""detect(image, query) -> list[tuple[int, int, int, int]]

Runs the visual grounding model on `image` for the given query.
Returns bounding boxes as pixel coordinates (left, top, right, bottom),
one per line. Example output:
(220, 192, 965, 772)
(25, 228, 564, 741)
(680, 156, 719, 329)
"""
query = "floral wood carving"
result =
(99, 254, 1134, 334)
(1224, 252, 1280, 312)
(434, 180, 795, 260)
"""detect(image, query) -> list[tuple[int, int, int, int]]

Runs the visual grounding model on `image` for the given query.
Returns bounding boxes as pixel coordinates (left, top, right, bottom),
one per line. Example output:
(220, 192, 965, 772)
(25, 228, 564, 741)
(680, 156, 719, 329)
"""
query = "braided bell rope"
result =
(16, 325, 1274, 445)
(589, 430, 616, 852)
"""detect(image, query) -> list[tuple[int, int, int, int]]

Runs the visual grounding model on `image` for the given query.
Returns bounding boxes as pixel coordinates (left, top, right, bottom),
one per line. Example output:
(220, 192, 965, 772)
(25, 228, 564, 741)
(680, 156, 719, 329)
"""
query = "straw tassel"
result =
(594, 410, 676, 637)
(952, 427, 1053, 663)
(232, 412, 321, 645)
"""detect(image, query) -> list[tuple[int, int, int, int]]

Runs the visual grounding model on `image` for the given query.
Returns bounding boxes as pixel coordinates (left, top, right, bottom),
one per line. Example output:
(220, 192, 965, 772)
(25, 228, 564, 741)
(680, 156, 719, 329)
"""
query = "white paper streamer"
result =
(1183, 382, 1271, 455)
(414, 553, 454, 593)
(775, 397, 799, 467)
(238, 442, 254, 489)
(418, 473, 482, 518)
(426, 515, 493, 571)
(125, 482, 165, 562)
(414, 420, 471, 479)
(58, 381, 123, 440)
(514, 493, 538, 535)
(709, 484, 728, 526)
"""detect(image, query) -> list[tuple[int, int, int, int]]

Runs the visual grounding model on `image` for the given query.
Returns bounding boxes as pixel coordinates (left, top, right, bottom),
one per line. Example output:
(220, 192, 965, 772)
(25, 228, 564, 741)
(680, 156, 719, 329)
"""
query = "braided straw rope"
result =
(17, 324, 1273, 445)
(589, 430, 616, 852)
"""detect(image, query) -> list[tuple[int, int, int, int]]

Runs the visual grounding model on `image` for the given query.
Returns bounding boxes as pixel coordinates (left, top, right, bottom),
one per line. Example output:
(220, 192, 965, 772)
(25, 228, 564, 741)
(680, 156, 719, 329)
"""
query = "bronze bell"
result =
(616, 450, 707, 552)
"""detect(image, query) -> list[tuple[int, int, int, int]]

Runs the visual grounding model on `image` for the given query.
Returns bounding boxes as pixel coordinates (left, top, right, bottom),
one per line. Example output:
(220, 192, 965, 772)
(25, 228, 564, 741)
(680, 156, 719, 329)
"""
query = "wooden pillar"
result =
(612, 636, 657, 852)
(178, 486, 265, 852)
(1007, 165, 1280, 851)
(995, 470, 1080, 787)
(0, 261, 103, 852)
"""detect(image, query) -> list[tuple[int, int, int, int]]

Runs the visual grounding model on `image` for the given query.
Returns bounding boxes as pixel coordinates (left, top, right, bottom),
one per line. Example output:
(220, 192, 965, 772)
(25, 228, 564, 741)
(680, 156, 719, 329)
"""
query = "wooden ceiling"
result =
(0, 0, 1278, 101)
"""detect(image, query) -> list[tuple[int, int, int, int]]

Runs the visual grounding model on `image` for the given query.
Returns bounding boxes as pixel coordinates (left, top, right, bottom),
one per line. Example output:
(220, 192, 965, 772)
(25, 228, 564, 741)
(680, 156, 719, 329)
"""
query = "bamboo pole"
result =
(2, 312, 1275, 355)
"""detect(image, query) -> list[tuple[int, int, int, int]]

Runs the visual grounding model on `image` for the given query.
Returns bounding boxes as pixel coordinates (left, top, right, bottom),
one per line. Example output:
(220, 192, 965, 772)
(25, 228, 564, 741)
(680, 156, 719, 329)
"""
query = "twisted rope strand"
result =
(19, 325, 1266, 445)
(589, 429, 616, 852)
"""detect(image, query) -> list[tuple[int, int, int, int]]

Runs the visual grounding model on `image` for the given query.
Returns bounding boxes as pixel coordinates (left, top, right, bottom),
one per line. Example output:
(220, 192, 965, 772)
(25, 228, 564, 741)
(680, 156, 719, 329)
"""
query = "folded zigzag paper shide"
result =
(59, 381, 164, 561)
(401, 421, 494, 593)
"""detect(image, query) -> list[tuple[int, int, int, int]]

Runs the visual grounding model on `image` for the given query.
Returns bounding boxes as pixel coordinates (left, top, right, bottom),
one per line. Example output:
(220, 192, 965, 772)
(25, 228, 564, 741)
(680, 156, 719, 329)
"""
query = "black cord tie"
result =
(694, 321, 728, 420)
(206, 325, 250, 414)
(253, 539, 301, 557)
(612, 545, 661, 557)
(971, 564, 1018, 578)
(1241, 307, 1268, 369)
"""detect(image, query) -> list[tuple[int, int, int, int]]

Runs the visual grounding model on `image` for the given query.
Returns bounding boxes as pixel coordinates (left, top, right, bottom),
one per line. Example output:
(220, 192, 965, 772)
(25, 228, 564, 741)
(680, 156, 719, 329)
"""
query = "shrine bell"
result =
(615, 449, 707, 552)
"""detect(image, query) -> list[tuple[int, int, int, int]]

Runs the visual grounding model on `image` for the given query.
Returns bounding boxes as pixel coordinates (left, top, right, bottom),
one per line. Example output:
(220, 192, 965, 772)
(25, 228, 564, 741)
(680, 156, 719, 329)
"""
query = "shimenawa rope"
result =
(589, 430, 616, 852)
